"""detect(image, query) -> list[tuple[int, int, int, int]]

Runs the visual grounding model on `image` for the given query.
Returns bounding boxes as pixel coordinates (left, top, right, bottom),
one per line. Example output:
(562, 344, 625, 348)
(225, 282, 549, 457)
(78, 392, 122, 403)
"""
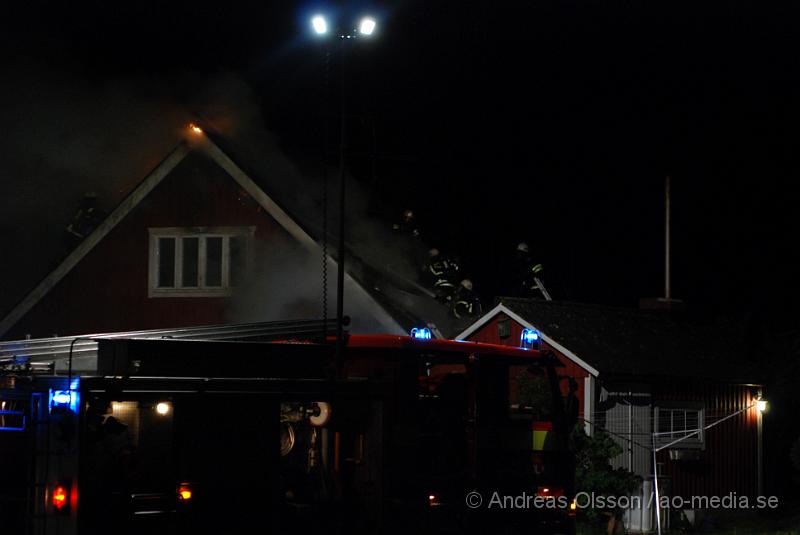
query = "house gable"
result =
(1, 134, 404, 338)
(4, 148, 294, 337)
(456, 303, 598, 435)
(457, 302, 600, 377)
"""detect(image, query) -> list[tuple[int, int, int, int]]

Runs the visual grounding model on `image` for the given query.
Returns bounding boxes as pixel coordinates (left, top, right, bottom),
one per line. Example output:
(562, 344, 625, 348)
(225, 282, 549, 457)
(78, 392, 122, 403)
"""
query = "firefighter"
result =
(512, 242, 545, 297)
(84, 397, 136, 534)
(422, 248, 460, 302)
(391, 209, 420, 237)
(451, 279, 482, 318)
(66, 193, 105, 240)
(421, 248, 439, 285)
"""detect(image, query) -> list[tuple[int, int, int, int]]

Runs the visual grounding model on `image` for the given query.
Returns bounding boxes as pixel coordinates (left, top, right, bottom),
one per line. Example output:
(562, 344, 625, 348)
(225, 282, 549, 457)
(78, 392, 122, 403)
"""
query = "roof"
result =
(347, 333, 548, 362)
(200, 132, 462, 336)
(0, 128, 414, 337)
(458, 297, 762, 383)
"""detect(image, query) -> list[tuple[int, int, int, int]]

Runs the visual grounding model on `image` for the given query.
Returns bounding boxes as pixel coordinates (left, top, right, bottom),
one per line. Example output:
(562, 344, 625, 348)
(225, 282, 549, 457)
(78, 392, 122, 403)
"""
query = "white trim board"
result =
(0, 132, 404, 337)
(455, 302, 599, 377)
(0, 144, 190, 337)
(203, 140, 318, 250)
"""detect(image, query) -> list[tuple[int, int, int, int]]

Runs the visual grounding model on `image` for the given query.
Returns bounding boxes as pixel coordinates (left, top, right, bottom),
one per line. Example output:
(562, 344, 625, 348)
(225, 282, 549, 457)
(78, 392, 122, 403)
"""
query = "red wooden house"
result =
(457, 297, 764, 531)
(0, 126, 429, 340)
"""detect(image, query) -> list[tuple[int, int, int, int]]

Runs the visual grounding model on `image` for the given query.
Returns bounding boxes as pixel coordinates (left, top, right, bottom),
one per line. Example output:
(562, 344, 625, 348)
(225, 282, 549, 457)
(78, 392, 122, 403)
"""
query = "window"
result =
(148, 227, 254, 297)
(655, 406, 704, 449)
(497, 319, 511, 339)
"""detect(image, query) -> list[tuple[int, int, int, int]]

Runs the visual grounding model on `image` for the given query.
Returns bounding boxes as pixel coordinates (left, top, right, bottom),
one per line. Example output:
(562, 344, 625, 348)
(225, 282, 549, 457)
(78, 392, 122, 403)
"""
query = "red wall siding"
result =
(467, 313, 761, 498)
(655, 382, 759, 499)
(7, 151, 293, 338)
(467, 313, 592, 418)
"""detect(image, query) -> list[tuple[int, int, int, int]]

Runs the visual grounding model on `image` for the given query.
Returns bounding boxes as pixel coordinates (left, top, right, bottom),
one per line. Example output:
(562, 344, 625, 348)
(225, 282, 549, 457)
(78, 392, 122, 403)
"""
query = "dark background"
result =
(3, 0, 800, 505)
(3, 0, 800, 323)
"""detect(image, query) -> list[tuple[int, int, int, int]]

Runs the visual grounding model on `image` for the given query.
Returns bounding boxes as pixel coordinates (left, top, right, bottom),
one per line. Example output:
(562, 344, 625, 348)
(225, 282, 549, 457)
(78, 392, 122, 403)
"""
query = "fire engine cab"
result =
(0, 320, 576, 534)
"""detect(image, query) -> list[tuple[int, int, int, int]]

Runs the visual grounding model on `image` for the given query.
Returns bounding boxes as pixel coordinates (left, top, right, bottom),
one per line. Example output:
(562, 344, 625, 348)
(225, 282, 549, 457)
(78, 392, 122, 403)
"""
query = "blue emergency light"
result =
(520, 328, 540, 349)
(411, 327, 432, 340)
(52, 392, 72, 405)
(49, 378, 80, 413)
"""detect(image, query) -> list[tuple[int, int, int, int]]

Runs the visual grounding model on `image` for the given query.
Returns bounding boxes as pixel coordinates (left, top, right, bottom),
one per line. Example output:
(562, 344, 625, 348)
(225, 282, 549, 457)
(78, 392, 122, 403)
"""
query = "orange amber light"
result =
(53, 486, 68, 510)
(178, 485, 193, 501)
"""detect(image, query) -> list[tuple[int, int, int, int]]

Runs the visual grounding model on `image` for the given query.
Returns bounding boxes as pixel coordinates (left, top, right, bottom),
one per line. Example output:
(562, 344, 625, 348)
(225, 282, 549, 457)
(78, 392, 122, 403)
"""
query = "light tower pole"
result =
(311, 15, 377, 373)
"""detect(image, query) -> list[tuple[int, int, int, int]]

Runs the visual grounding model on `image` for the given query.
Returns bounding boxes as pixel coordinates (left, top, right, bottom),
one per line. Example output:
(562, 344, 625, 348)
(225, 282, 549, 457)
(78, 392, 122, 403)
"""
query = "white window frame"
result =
(148, 227, 255, 298)
(654, 405, 705, 450)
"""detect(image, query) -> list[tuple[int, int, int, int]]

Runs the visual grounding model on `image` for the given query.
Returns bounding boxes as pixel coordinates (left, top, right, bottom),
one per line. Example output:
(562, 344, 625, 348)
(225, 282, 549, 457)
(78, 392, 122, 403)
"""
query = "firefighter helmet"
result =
(428, 248, 440, 258)
(460, 279, 473, 291)
(517, 242, 529, 253)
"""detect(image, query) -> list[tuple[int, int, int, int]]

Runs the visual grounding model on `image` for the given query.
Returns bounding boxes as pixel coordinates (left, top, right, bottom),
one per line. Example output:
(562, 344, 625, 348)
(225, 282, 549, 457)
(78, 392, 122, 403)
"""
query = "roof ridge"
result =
(0, 132, 410, 338)
(498, 296, 651, 317)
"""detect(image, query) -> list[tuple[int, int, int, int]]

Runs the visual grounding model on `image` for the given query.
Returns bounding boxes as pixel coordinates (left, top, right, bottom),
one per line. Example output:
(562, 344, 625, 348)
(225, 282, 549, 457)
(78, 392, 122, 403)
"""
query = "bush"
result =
(572, 426, 641, 521)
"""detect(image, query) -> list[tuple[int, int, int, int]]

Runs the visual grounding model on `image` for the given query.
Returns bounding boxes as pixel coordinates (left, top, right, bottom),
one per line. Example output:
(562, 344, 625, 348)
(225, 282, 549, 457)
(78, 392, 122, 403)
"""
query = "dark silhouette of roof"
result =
(498, 297, 762, 383)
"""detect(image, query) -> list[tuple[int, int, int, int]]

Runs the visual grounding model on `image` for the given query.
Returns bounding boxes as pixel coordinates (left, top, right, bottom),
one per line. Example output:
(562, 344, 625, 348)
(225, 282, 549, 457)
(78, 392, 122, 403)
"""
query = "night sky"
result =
(3, 1, 800, 326)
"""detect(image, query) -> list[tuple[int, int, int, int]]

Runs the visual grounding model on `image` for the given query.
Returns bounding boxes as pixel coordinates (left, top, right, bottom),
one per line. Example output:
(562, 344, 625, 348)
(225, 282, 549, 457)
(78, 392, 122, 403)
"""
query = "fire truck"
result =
(0, 320, 576, 534)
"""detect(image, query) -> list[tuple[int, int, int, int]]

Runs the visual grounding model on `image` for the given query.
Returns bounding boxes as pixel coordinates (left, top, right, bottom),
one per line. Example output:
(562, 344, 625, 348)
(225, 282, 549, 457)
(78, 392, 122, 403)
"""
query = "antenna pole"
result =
(665, 176, 671, 300)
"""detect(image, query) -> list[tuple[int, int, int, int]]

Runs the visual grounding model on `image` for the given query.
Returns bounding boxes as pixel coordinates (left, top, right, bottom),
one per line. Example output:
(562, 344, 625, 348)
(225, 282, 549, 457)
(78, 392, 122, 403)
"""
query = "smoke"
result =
(188, 74, 436, 324)
(0, 54, 439, 332)
(226, 237, 404, 334)
(0, 56, 194, 313)
(226, 236, 329, 324)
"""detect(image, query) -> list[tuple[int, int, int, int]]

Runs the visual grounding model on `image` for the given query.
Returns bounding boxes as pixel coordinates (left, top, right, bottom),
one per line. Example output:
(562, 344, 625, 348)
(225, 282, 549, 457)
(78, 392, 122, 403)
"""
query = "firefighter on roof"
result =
(392, 209, 420, 237)
(513, 242, 546, 298)
(66, 193, 106, 241)
(451, 278, 482, 319)
(422, 248, 461, 302)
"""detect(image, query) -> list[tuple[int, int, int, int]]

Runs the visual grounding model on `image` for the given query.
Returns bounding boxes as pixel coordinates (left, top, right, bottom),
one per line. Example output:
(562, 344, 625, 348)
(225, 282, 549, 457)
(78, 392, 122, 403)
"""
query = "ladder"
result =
(0, 318, 338, 371)
(533, 277, 553, 301)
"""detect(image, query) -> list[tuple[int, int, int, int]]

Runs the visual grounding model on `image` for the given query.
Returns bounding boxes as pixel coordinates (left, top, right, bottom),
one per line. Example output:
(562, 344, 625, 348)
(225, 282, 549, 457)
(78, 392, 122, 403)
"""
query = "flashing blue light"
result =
(0, 410, 26, 432)
(53, 392, 72, 405)
(411, 327, 432, 340)
(520, 328, 541, 348)
(49, 378, 80, 413)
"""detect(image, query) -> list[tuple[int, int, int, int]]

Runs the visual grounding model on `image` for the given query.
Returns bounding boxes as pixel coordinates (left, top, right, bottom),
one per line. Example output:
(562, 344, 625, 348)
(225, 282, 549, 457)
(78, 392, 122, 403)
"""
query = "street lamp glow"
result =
(156, 402, 170, 415)
(359, 17, 376, 36)
(757, 399, 767, 412)
(311, 15, 328, 35)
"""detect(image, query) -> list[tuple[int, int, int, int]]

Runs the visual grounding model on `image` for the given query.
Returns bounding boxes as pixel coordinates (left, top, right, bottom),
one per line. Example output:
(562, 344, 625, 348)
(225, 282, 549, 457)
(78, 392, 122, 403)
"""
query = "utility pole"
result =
(335, 38, 347, 374)
(664, 175, 671, 301)
(309, 14, 378, 373)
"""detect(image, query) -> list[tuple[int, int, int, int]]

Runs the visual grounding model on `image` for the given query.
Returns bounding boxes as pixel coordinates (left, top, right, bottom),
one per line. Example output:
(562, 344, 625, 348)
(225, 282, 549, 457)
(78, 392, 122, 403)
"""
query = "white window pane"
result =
(229, 235, 244, 287)
(686, 411, 699, 430)
(658, 410, 670, 434)
(674, 411, 686, 433)
(157, 238, 175, 288)
(206, 237, 223, 287)
(182, 237, 199, 287)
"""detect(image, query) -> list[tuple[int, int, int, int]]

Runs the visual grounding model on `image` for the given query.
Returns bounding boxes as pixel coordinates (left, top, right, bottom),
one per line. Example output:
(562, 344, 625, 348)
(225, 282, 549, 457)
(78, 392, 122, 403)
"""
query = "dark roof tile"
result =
(498, 297, 761, 383)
